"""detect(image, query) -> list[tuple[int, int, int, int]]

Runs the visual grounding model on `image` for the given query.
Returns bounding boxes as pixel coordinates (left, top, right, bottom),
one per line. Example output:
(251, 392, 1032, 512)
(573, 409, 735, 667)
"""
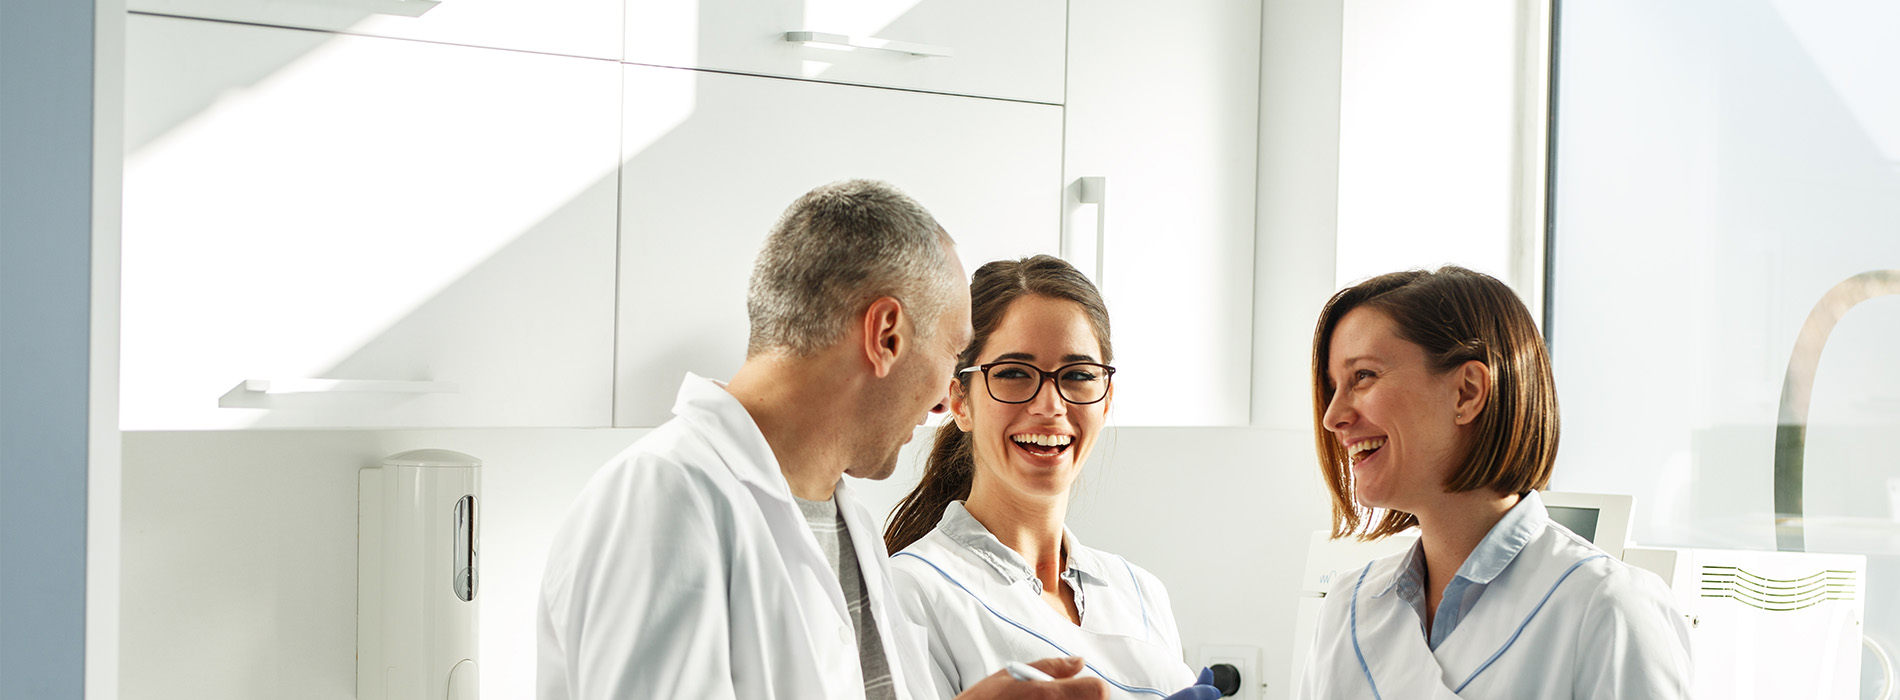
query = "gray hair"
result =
(746, 179, 960, 358)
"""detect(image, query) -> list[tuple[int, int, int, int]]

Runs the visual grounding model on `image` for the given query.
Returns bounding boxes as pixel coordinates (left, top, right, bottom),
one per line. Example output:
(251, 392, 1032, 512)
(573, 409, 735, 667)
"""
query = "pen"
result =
(1005, 662, 1055, 682)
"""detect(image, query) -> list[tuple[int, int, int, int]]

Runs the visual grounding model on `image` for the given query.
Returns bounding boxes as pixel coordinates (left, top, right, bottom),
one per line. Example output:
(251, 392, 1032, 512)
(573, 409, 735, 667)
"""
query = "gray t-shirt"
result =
(795, 495, 897, 700)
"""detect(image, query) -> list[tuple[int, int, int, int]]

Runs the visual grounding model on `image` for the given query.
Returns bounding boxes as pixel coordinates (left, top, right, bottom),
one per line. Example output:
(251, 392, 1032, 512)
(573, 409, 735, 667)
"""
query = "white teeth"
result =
(1011, 434, 1073, 447)
(1347, 438, 1386, 462)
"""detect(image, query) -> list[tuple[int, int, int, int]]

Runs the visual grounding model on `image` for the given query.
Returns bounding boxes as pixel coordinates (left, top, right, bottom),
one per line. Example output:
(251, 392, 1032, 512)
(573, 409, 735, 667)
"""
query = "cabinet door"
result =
(128, 0, 621, 60)
(122, 15, 621, 429)
(614, 65, 1063, 426)
(1064, 0, 1262, 426)
(624, 0, 1065, 104)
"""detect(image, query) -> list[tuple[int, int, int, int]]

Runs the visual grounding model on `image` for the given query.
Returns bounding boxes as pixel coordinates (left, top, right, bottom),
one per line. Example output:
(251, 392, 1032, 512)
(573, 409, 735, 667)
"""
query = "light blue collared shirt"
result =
(1372, 490, 1550, 650)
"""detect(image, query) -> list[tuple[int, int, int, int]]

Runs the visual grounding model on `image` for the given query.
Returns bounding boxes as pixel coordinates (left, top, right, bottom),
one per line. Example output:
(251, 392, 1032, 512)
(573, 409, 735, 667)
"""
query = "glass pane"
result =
(1551, 1, 1900, 697)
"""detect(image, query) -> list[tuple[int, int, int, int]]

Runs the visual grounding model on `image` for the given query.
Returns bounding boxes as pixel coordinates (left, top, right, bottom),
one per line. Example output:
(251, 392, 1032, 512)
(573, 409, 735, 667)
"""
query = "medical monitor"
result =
(1538, 491, 1633, 559)
(1546, 506, 1600, 541)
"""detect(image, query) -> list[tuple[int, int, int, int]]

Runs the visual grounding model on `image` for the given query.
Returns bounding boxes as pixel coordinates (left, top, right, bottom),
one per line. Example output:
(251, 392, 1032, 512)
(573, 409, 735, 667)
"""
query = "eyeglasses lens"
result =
(984, 362, 1110, 404)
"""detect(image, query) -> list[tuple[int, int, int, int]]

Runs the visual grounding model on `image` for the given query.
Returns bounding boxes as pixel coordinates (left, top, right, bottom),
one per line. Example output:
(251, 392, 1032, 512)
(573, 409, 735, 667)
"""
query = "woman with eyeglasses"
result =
(884, 255, 1215, 700)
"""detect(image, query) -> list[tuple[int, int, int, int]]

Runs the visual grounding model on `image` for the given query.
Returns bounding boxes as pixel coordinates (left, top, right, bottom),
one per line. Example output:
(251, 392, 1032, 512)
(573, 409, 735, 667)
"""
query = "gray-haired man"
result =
(538, 180, 1108, 700)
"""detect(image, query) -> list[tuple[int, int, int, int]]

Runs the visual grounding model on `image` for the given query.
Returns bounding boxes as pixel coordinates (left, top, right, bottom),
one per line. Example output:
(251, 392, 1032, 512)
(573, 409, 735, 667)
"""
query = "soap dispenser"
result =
(358, 449, 480, 700)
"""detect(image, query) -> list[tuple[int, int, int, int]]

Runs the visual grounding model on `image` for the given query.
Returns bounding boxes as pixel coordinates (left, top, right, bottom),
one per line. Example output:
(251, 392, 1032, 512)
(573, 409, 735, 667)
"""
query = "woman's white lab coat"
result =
(890, 502, 1196, 700)
(1297, 495, 1693, 699)
(538, 374, 933, 700)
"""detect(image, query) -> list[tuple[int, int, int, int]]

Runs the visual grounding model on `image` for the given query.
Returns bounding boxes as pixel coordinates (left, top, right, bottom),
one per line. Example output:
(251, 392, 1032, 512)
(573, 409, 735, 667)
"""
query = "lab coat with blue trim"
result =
(537, 374, 933, 700)
(1297, 491, 1693, 700)
(890, 501, 1196, 700)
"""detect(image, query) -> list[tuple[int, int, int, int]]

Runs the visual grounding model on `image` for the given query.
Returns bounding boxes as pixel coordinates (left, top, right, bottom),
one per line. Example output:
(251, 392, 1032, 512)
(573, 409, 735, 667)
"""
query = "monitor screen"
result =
(1547, 505, 1601, 543)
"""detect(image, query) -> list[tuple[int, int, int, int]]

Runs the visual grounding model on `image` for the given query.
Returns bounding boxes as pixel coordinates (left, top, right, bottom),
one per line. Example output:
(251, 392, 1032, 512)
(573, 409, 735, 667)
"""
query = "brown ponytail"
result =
(883, 254, 1112, 553)
(884, 420, 975, 552)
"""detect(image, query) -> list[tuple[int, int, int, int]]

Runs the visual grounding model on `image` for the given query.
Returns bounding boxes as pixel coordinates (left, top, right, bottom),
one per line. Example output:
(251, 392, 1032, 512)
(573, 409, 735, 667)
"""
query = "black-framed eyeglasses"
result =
(958, 361, 1116, 405)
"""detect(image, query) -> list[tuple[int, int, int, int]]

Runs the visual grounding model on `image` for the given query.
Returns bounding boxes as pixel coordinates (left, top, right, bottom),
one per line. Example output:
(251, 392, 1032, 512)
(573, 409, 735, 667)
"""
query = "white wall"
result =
(1070, 430, 1328, 699)
(1334, 0, 1546, 306)
(121, 429, 648, 700)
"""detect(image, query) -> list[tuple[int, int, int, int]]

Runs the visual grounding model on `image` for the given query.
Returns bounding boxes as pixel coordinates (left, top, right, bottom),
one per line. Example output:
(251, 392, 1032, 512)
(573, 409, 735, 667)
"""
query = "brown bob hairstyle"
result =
(1311, 266, 1558, 540)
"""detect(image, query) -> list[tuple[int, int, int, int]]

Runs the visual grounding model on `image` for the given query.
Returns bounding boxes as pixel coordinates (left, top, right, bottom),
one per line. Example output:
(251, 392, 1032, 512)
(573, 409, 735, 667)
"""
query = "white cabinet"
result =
(1063, 0, 1262, 426)
(128, 0, 622, 60)
(613, 65, 1063, 426)
(624, 0, 1065, 104)
(120, 4, 1261, 431)
(121, 14, 621, 429)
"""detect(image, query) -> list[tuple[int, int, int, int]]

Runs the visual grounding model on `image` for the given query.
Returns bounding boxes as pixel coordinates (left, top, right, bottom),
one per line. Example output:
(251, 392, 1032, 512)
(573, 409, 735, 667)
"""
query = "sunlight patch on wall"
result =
(622, 68, 697, 163)
(122, 17, 623, 429)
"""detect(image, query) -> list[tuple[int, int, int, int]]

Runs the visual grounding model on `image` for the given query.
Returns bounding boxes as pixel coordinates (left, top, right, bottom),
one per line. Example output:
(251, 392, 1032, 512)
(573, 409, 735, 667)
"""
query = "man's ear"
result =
(1452, 359, 1491, 425)
(861, 296, 905, 379)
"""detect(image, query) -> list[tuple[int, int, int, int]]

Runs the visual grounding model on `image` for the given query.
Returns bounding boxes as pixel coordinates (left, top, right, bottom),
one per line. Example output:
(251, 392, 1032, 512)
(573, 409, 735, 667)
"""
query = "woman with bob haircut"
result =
(885, 255, 1217, 700)
(1296, 266, 1692, 699)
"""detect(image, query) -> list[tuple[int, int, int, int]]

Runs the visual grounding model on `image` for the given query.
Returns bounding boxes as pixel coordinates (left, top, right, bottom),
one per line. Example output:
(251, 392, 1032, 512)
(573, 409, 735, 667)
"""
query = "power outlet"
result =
(1196, 644, 1262, 700)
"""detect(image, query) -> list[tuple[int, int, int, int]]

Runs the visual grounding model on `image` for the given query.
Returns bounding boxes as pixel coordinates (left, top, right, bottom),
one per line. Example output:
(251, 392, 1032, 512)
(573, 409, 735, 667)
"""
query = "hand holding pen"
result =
(956, 657, 1108, 700)
(1006, 661, 1220, 700)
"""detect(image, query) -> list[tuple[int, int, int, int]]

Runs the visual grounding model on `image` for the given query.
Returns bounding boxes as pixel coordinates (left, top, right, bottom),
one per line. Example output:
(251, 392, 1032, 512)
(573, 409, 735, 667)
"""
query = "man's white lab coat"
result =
(538, 374, 932, 700)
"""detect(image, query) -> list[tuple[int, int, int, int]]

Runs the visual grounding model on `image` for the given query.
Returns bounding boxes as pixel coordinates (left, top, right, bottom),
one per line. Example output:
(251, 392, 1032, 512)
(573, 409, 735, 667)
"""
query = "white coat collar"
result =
(670, 373, 809, 503)
(1373, 490, 1550, 598)
(935, 500, 1109, 587)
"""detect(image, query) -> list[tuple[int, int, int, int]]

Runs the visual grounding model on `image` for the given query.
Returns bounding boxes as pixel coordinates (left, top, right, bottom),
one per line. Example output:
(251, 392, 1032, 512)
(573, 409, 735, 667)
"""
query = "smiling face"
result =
(953, 295, 1109, 503)
(1321, 307, 1472, 514)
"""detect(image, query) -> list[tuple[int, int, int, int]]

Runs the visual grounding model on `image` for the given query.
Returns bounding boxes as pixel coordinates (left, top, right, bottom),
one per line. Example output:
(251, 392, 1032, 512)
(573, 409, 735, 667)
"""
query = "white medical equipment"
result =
(1544, 496, 1873, 698)
(1288, 492, 1876, 698)
(358, 449, 481, 700)
(1539, 491, 1633, 559)
(1624, 546, 1867, 699)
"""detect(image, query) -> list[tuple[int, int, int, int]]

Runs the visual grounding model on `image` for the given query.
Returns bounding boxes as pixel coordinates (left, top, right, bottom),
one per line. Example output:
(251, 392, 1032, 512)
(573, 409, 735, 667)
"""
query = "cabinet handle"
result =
(1063, 176, 1108, 287)
(233, 379, 459, 395)
(783, 31, 955, 58)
